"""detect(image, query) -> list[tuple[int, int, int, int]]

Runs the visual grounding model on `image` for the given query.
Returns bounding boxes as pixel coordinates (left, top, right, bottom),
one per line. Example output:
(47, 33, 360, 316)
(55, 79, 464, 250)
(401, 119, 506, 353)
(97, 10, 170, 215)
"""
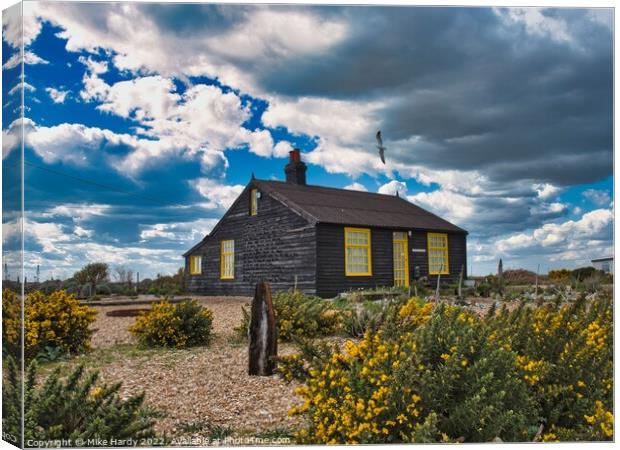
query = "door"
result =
(393, 231, 409, 287)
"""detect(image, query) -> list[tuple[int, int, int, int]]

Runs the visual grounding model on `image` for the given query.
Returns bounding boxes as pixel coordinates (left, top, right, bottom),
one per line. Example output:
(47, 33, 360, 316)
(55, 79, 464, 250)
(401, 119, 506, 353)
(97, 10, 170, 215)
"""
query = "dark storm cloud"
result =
(248, 6, 612, 187)
(139, 3, 249, 37)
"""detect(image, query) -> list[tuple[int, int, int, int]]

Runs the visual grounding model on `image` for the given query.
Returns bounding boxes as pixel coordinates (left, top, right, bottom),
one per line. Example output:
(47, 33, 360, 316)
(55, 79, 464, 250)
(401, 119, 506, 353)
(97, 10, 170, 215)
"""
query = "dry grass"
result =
(50, 296, 304, 440)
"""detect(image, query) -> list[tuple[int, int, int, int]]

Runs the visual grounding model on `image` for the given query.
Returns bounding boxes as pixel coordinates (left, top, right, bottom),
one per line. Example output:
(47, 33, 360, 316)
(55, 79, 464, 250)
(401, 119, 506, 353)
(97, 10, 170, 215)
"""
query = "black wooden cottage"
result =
(184, 150, 468, 298)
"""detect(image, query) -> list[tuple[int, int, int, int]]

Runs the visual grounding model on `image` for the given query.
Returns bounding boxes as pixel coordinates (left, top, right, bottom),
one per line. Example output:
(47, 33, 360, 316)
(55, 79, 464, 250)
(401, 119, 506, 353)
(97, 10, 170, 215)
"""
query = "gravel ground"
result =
(81, 296, 303, 440)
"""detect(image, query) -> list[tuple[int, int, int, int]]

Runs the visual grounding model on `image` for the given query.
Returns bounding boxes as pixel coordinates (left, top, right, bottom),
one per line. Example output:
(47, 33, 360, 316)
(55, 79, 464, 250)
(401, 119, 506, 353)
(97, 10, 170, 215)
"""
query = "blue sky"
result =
(2, 3, 613, 280)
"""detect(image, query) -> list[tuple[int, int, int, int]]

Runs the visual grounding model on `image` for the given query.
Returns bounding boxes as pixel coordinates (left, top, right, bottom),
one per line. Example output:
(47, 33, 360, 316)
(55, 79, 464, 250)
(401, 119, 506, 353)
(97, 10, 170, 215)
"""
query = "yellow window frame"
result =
(189, 255, 202, 275)
(344, 227, 372, 276)
(250, 189, 257, 216)
(428, 232, 449, 275)
(220, 240, 235, 280)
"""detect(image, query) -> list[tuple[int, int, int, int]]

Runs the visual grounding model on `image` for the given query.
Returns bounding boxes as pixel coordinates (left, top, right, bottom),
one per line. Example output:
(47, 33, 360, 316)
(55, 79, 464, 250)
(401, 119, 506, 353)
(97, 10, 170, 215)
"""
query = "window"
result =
(189, 255, 202, 275)
(428, 233, 449, 275)
(220, 240, 235, 279)
(250, 189, 258, 216)
(345, 227, 372, 276)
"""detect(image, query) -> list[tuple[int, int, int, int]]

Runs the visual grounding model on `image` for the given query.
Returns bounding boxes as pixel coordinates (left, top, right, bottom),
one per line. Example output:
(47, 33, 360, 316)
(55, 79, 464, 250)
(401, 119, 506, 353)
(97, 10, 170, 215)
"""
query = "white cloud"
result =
(343, 182, 367, 192)
(2, 50, 49, 70)
(407, 188, 476, 224)
(242, 129, 274, 158)
(74, 226, 93, 238)
(25, 122, 135, 166)
(273, 140, 294, 158)
(494, 7, 572, 43)
(139, 218, 219, 243)
(534, 183, 562, 200)
(378, 180, 408, 196)
(43, 203, 111, 221)
(262, 95, 390, 176)
(3, 2, 42, 49)
(530, 202, 567, 216)
(496, 208, 613, 253)
(582, 188, 611, 206)
(77, 72, 289, 172)
(9, 82, 35, 96)
(24, 3, 348, 95)
(78, 55, 108, 74)
(2, 118, 28, 160)
(193, 178, 245, 210)
(496, 233, 535, 253)
(45, 87, 70, 103)
(206, 9, 347, 62)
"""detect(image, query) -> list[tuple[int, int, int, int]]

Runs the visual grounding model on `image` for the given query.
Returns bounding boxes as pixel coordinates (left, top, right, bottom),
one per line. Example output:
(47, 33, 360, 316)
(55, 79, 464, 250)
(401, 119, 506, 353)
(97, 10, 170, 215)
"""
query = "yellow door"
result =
(393, 232, 409, 287)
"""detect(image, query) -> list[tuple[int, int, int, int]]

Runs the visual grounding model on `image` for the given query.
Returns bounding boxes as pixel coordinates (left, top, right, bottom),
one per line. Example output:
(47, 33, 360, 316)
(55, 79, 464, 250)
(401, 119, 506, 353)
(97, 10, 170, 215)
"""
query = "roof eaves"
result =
(393, 195, 468, 234)
(183, 235, 209, 257)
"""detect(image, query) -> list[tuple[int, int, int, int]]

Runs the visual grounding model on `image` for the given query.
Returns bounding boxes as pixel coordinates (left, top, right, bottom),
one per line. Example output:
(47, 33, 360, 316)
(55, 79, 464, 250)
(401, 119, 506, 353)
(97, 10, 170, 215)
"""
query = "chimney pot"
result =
(289, 149, 300, 163)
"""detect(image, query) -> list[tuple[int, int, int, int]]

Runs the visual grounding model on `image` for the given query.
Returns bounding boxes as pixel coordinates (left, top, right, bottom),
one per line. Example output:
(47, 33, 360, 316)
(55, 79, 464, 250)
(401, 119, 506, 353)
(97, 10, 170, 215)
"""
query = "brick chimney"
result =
(284, 149, 307, 185)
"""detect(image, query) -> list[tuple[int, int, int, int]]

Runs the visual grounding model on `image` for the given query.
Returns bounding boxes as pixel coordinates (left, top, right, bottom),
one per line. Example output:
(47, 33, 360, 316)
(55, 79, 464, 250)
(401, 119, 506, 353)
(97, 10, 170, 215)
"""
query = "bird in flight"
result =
(376, 130, 386, 164)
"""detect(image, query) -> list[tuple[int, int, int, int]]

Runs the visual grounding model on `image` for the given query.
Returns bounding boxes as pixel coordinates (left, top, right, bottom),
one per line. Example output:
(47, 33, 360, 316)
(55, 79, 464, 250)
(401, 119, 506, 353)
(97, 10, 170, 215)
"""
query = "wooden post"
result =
(458, 264, 464, 299)
(435, 264, 442, 302)
(249, 281, 278, 376)
(497, 259, 504, 297)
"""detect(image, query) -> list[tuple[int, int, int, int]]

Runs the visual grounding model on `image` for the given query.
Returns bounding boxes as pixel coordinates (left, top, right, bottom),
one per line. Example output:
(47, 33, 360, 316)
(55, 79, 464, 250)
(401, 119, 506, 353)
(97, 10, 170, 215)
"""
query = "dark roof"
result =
(591, 257, 613, 262)
(255, 180, 467, 234)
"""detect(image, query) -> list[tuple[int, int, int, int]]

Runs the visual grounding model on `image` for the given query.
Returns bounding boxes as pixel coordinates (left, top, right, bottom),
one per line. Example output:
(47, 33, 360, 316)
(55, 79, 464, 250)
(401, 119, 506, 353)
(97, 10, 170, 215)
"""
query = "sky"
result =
(1, 2, 614, 281)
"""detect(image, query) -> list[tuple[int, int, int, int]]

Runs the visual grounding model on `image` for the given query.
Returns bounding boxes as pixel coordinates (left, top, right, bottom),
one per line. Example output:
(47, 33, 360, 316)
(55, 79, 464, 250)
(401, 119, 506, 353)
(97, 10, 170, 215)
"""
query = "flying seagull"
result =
(376, 130, 386, 164)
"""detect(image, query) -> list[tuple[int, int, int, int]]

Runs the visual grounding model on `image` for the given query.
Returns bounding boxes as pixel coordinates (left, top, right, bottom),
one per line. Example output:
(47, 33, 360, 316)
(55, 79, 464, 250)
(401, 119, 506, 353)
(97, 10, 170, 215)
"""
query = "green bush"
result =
(129, 299, 214, 348)
(2, 356, 157, 446)
(236, 290, 342, 342)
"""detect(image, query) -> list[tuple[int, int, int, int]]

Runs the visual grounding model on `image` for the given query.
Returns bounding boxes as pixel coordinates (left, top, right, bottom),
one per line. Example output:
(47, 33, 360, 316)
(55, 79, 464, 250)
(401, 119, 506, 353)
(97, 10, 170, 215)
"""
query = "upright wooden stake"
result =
(458, 264, 464, 299)
(535, 263, 540, 297)
(435, 264, 442, 302)
(248, 281, 278, 376)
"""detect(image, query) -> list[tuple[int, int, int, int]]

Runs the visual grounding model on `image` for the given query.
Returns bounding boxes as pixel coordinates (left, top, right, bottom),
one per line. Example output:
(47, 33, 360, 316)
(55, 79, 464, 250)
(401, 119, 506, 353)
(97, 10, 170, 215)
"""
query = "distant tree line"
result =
(12, 263, 187, 299)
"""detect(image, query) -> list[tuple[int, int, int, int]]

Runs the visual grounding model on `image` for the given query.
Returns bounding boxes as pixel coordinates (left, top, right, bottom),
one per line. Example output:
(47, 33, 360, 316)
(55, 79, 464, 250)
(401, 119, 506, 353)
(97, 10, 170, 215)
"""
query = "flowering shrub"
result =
(236, 290, 342, 342)
(485, 296, 613, 441)
(129, 299, 213, 348)
(282, 296, 613, 443)
(2, 289, 21, 358)
(3, 289, 97, 360)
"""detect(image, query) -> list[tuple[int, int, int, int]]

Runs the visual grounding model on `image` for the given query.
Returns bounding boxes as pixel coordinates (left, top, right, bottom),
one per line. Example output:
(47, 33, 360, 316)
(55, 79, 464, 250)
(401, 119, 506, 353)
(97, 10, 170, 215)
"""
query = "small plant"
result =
(342, 305, 385, 338)
(256, 426, 295, 441)
(207, 423, 234, 441)
(129, 299, 214, 348)
(2, 356, 157, 445)
(35, 345, 65, 363)
(177, 418, 210, 434)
